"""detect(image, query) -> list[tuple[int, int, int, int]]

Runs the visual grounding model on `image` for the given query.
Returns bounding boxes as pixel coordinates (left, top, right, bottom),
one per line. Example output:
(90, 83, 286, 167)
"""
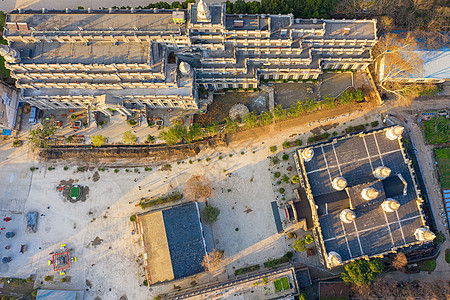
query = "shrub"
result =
(418, 259, 437, 272)
(114, 169, 119, 173)
(201, 206, 220, 223)
(322, 132, 330, 139)
(235, 227, 239, 231)
(143, 279, 148, 286)
(279, 188, 285, 194)
(125, 169, 129, 172)
(63, 166, 69, 171)
(294, 139, 302, 146)
(282, 154, 289, 160)
(305, 234, 314, 244)
(77, 166, 84, 172)
(271, 156, 280, 165)
(292, 239, 306, 252)
(12, 139, 22, 147)
(274, 172, 281, 178)
(30, 167, 36, 172)
(282, 174, 289, 184)
(91, 134, 106, 147)
(285, 251, 293, 259)
(127, 119, 137, 126)
(134, 168, 139, 173)
(146, 135, 155, 144)
(371, 121, 379, 127)
(48, 167, 54, 171)
(282, 141, 291, 149)
(98, 120, 106, 126)
(144, 167, 152, 171)
(60, 277, 67, 282)
(122, 131, 137, 145)
(235, 264, 260, 276)
(130, 215, 137, 222)
(264, 252, 292, 269)
(434, 231, 446, 244)
(44, 275, 52, 282)
(445, 248, 450, 264)
(206, 158, 211, 162)
(291, 175, 299, 184)
(241, 151, 245, 155)
(287, 232, 294, 239)
(307, 135, 316, 144)
(218, 156, 223, 160)
(70, 114, 77, 120)
(270, 145, 277, 153)
(189, 160, 193, 164)
(139, 192, 183, 209)
(229, 154, 233, 157)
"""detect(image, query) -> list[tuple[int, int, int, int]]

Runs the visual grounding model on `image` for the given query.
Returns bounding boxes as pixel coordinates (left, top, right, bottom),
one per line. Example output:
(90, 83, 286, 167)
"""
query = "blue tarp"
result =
(36, 290, 78, 300)
(1, 129, 12, 136)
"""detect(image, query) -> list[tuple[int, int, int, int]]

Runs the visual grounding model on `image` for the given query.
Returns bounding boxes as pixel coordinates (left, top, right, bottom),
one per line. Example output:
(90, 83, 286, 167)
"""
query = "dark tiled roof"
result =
(162, 202, 206, 279)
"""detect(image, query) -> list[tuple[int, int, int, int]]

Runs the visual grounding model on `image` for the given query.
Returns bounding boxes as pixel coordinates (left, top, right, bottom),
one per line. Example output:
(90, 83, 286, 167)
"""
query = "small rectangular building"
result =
(137, 202, 208, 285)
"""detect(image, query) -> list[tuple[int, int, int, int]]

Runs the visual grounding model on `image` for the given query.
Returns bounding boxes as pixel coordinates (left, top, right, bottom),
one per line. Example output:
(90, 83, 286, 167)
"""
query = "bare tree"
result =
(392, 252, 408, 270)
(184, 175, 214, 202)
(373, 33, 424, 105)
(201, 249, 223, 272)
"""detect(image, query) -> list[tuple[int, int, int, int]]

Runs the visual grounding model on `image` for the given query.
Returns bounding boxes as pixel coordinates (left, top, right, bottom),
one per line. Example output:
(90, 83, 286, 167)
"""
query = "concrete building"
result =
(295, 127, 433, 269)
(0, 81, 20, 133)
(1, 2, 377, 114)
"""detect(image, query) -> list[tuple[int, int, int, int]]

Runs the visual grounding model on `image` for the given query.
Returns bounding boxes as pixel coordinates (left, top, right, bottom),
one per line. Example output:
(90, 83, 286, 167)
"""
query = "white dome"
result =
(381, 198, 400, 212)
(374, 166, 391, 179)
(197, 0, 210, 21)
(332, 177, 347, 191)
(361, 187, 379, 200)
(179, 61, 191, 76)
(302, 148, 314, 162)
(198, 0, 208, 12)
(328, 251, 342, 267)
(340, 209, 356, 223)
(414, 227, 435, 242)
(386, 126, 404, 141)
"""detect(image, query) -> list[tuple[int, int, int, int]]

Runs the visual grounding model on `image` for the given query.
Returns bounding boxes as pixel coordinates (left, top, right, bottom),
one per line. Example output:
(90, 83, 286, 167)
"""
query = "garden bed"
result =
(435, 148, 450, 189)
(234, 264, 260, 276)
(264, 252, 292, 269)
(139, 192, 183, 209)
(424, 116, 450, 144)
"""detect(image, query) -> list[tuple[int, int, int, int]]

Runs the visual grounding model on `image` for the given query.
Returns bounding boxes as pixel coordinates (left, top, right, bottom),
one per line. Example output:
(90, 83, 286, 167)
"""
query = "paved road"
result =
(389, 98, 450, 278)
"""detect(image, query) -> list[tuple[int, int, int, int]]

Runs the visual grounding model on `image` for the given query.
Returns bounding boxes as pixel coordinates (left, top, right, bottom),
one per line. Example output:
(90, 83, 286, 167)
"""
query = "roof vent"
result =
(42, 8, 47, 14)
(381, 198, 400, 212)
(88, 8, 93, 13)
(340, 209, 356, 223)
(328, 251, 342, 267)
(361, 187, 379, 200)
(66, 8, 71, 13)
(386, 125, 404, 141)
(281, 29, 288, 36)
(131, 8, 136, 13)
(414, 227, 436, 242)
(18, 8, 24, 14)
(302, 148, 314, 162)
(313, 18, 317, 24)
(109, 8, 114, 13)
(373, 166, 391, 179)
(332, 177, 347, 191)
(343, 27, 350, 35)
(234, 20, 244, 28)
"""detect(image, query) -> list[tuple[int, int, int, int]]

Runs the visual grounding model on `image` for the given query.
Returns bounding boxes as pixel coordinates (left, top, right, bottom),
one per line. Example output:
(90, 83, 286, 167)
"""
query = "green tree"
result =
(273, 104, 287, 121)
(91, 134, 106, 147)
(159, 124, 188, 145)
(341, 259, 384, 286)
(233, 0, 247, 13)
(224, 117, 239, 134)
(27, 122, 58, 149)
(291, 175, 299, 184)
(243, 112, 258, 128)
(201, 205, 220, 223)
(259, 111, 274, 126)
(305, 234, 314, 244)
(122, 131, 137, 144)
(247, 0, 262, 13)
(206, 121, 219, 135)
(187, 123, 203, 142)
(292, 239, 306, 252)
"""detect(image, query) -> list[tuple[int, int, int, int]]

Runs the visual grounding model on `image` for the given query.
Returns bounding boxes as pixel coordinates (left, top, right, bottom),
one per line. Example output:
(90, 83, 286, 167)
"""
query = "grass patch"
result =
(234, 264, 260, 276)
(273, 277, 289, 291)
(139, 192, 183, 209)
(274, 279, 282, 292)
(445, 249, 450, 264)
(424, 116, 450, 144)
(436, 148, 450, 189)
(417, 259, 437, 272)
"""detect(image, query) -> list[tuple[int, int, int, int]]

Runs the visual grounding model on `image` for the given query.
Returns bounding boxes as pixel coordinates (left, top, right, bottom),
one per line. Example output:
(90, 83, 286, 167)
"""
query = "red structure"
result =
(52, 251, 70, 272)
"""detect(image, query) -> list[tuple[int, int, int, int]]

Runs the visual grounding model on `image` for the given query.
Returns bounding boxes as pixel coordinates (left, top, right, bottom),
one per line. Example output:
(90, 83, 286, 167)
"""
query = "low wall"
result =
(38, 135, 227, 167)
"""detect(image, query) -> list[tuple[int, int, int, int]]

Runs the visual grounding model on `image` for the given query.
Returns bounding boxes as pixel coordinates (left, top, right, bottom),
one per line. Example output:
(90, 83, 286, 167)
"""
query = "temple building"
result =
(1, 1, 377, 114)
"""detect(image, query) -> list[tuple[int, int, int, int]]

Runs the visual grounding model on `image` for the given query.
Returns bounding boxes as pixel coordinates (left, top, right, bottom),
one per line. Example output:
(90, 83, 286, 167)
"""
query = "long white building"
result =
(1, 1, 377, 114)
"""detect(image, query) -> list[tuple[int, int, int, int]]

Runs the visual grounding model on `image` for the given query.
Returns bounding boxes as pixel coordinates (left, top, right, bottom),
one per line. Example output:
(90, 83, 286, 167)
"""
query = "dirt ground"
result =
(195, 90, 268, 126)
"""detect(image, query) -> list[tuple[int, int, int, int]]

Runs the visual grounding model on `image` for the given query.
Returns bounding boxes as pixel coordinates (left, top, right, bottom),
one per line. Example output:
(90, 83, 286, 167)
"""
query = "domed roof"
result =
(179, 61, 191, 76)
(198, 0, 208, 12)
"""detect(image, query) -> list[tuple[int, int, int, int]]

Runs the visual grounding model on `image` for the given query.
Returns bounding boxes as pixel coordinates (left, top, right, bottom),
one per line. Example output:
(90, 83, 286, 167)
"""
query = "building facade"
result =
(1, 1, 377, 113)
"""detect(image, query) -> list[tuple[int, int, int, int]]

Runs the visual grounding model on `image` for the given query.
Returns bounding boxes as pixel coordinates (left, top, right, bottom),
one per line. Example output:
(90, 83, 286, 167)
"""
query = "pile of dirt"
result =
(184, 175, 215, 202)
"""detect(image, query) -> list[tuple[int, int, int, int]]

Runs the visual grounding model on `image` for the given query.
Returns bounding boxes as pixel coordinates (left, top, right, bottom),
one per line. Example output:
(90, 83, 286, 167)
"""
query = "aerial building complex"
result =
(296, 126, 434, 269)
(1, 1, 376, 114)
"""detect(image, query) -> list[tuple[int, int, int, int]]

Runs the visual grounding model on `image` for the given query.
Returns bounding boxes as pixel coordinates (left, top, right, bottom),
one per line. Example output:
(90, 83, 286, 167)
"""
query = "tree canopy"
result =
(201, 205, 220, 223)
(341, 258, 384, 286)
(27, 122, 57, 150)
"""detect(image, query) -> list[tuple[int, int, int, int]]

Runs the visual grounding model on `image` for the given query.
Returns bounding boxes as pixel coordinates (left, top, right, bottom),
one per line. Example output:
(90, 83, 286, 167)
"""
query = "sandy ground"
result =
(0, 0, 226, 12)
(1, 95, 449, 298)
